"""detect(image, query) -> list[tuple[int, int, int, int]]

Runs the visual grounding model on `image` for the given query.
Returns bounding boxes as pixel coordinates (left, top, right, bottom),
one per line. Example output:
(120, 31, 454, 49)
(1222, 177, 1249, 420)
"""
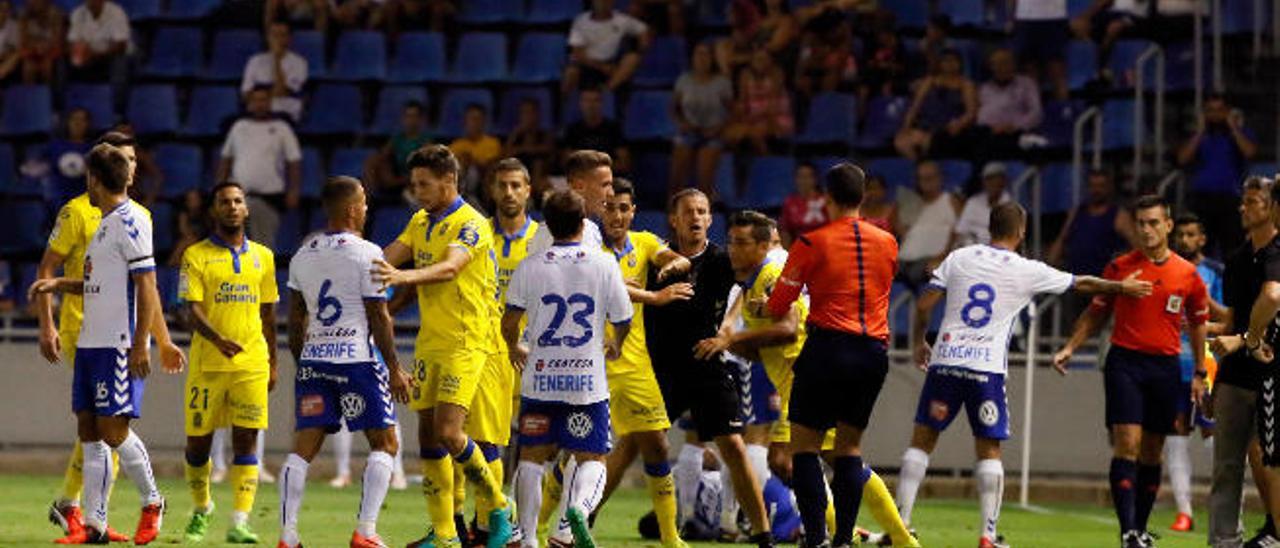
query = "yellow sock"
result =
(862, 470, 916, 547)
(476, 455, 504, 530)
(645, 469, 680, 544)
(456, 439, 507, 510)
(230, 462, 259, 515)
(185, 459, 212, 511)
(826, 495, 837, 539)
(453, 463, 467, 523)
(537, 462, 564, 545)
(61, 442, 84, 503)
(423, 452, 458, 540)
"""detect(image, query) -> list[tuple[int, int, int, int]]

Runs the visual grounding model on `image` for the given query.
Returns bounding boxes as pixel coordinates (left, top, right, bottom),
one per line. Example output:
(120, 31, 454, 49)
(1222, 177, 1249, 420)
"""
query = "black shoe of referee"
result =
(749, 532, 776, 548)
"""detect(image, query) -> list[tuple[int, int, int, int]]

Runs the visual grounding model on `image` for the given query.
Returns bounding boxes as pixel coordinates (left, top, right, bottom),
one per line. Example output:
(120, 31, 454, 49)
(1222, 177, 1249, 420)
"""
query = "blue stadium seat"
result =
(127, 85, 179, 135)
(1162, 41, 1203, 91)
(1067, 0, 1093, 16)
(457, 0, 522, 23)
(886, 0, 928, 29)
(437, 88, 494, 139)
(1249, 163, 1279, 178)
(64, 84, 114, 131)
(1101, 99, 1137, 150)
(1038, 162, 1076, 214)
(12, 261, 39, 307)
(497, 87, 554, 134)
(1, 85, 51, 135)
(527, 0, 581, 23)
(810, 156, 846, 175)
(330, 147, 374, 178)
(293, 30, 326, 78)
(369, 205, 415, 247)
(512, 33, 567, 83)
(165, 0, 220, 19)
(709, 213, 727, 245)
(695, 0, 730, 26)
(275, 208, 305, 256)
(208, 29, 263, 80)
(796, 92, 857, 146)
(370, 86, 429, 135)
(1038, 99, 1083, 148)
(181, 86, 240, 137)
(307, 205, 329, 231)
(331, 31, 387, 81)
(1106, 39, 1154, 89)
(153, 143, 203, 199)
(857, 95, 907, 150)
(1223, 0, 1268, 34)
(0, 143, 14, 191)
(449, 32, 508, 83)
(866, 157, 916, 190)
(144, 26, 204, 78)
(941, 0, 985, 27)
(713, 154, 741, 208)
(623, 91, 675, 140)
(561, 90, 617, 126)
(301, 84, 364, 134)
(632, 152, 670, 207)
(745, 157, 795, 209)
(388, 32, 445, 83)
(632, 210, 669, 239)
(151, 203, 175, 254)
(937, 159, 972, 191)
(1066, 40, 1098, 91)
(300, 147, 323, 199)
(118, 0, 162, 19)
(0, 200, 47, 255)
(633, 36, 687, 87)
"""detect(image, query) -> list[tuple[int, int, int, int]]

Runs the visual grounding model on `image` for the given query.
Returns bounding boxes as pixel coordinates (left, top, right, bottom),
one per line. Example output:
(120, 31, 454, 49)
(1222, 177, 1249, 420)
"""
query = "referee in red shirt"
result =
(1054, 195, 1209, 548)
(766, 163, 899, 547)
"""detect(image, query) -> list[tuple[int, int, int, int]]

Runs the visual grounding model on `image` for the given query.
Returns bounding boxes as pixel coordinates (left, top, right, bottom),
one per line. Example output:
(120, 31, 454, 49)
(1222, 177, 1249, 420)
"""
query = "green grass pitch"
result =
(0, 473, 1257, 547)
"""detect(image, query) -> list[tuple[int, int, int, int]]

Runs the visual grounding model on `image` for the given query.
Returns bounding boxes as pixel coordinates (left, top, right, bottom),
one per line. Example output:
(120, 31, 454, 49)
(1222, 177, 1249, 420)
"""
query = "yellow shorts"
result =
(411, 347, 487, 411)
(184, 369, 270, 436)
(464, 352, 517, 446)
(607, 364, 671, 436)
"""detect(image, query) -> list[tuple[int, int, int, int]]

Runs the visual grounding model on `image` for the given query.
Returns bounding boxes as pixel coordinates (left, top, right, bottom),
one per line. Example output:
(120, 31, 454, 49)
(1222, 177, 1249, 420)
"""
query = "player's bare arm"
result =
(1244, 280, 1280, 363)
(1072, 271, 1153, 297)
(501, 307, 528, 371)
(652, 248, 692, 282)
(286, 289, 307, 365)
(34, 248, 67, 363)
(381, 240, 413, 268)
(130, 270, 186, 378)
(385, 286, 414, 316)
(364, 299, 412, 404)
(371, 245, 471, 289)
(695, 300, 799, 361)
(912, 289, 945, 371)
(261, 302, 278, 391)
(183, 301, 245, 358)
(1053, 306, 1108, 375)
(626, 278, 693, 306)
(28, 276, 84, 297)
(606, 321, 631, 362)
(1190, 322, 1210, 407)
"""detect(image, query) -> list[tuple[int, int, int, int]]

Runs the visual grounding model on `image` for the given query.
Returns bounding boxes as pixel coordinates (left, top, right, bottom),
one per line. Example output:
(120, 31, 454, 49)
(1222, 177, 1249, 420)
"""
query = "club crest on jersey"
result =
(627, 255, 636, 268)
(566, 412, 594, 439)
(458, 223, 480, 247)
(340, 393, 366, 419)
(1166, 295, 1183, 314)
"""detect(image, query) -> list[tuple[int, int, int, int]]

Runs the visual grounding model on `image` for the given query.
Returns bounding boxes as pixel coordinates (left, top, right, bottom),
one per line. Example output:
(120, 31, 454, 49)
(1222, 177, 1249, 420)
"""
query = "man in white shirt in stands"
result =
(66, 0, 130, 83)
(241, 21, 308, 123)
(953, 162, 1013, 248)
(563, 0, 651, 93)
(217, 86, 303, 250)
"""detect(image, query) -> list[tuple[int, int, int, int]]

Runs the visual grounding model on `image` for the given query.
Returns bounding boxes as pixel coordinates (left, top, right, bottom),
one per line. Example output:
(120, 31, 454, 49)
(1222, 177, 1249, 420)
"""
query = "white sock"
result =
(211, 429, 228, 472)
(975, 459, 1004, 541)
(516, 461, 545, 548)
(357, 451, 393, 537)
(279, 453, 310, 545)
(553, 457, 579, 540)
(334, 426, 353, 477)
(567, 459, 607, 518)
(1165, 435, 1194, 515)
(232, 511, 249, 527)
(256, 430, 267, 467)
(116, 430, 162, 506)
(898, 447, 930, 525)
(392, 423, 405, 477)
(81, 441, 113, 530)
(675, 444, 704, 523)
(720, 453, 739, 534)
(746, 443, 771, 487)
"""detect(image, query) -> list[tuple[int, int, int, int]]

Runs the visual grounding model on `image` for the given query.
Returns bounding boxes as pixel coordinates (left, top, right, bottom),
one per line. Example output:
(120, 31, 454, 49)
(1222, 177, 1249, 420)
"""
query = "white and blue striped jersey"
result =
(287, 231, 386, 364)
(79, 200, 155, 349)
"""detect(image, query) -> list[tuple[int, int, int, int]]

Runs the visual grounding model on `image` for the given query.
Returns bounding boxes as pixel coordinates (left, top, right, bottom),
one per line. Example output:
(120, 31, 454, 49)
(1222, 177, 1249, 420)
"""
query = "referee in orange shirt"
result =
(766, 163, 899, 547)
(1054, 195, 1210, 548)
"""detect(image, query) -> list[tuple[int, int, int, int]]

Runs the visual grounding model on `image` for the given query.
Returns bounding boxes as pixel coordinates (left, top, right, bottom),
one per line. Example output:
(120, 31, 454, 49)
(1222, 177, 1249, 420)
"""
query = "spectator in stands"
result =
(217, 86, 302, 249)
(264, 0, 329, 32)
(110, 122, 162, 206)
(894, 49, 977, 160)
(915, 14, 954, 77)
(779, 162, 827, 246)
(722, 47, 794, 156)
(975, 48, 1043, 158)
(562, 87, 631, 174)
(1046, 168, 1134, 274)
(365, 100, 431, 205)
(168, 189, 208, 267)
(861, 174, 896, 235)
(1177, 94, 1258, 255)
(1072, 0, 1200, 85)
(953, 162, 1013, 247)
(1012, 0, 1069, 100)
(44, 108, 93, 206)
(65, 0, 130, 84)
(793, 3, 855, 97)
(858, 27, 908, 102)
(450, 103, 501, 205)
(896, 160, 961, 290)
(18, 0, 63, 84)
(503, 98, 555, 199)
(714, 0, 796, 77)
(0, 1, 21, 83)
(332, 0, 386, 30)
(563, 0, 651, 94)
(241, 21, 308, 123)
(669, 42, 732, 198)
(383, 0, 452, 35)
(628, 0, 684, 36)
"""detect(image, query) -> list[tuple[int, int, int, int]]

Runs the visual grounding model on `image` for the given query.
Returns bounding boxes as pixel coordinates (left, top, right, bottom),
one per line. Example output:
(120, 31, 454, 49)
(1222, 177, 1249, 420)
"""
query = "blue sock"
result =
(1135, 463, 1161, 532)
(1110, 458, 1138, 533)
(792, 452, 828, 545)
(831, 456, 866, 545)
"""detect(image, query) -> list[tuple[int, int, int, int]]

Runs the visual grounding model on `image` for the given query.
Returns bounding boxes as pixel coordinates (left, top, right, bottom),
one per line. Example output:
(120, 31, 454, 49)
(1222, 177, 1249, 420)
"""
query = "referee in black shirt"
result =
(644, 189, 773, 548)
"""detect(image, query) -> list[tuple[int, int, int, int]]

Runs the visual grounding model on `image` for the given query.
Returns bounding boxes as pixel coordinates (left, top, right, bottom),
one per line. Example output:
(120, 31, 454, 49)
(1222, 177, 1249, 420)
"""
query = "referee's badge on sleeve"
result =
(1166, 295, 1183, 314)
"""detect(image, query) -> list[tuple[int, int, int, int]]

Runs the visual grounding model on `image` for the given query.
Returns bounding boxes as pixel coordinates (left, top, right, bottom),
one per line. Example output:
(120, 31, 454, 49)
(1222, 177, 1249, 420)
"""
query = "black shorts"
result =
(1260, 366, 1280, 466)
(1103, 346, 1181, 434)
(1013, 19, 1069, 64)
(789, 327, 889, 432)
(655, 355, 744, 442)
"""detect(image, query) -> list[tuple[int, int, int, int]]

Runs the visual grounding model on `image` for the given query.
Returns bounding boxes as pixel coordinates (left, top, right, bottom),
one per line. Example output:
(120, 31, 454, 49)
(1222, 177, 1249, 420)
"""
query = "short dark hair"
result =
(1129, 194, 1170, 217)
(403, 100, 424, 113)
(95, 130, 135, 148)
(825, 162, 866, 207)
(208, 181, 245, 203)
(86, 144, 131, 193)
(321, 176, 364, 217)
(543, 189, 585, 240)
(1174, 212, 1204, 230)
(565, 150, 612, 181)
(611, 177, 635, 198)
(728, 210, 775, 243)
(406, 144, 459, 177)
(491, 157, 530, 184)
(668, 188, 708, 214)
(989, 202, 1026, 241)
(465, 102, 487, 115)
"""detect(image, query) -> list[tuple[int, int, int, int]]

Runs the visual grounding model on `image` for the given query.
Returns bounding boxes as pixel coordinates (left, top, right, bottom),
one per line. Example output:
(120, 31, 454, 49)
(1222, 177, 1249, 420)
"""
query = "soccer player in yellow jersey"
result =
(177, 182, 279, 544)
(35, 131, 150, 544)
(375, 145, 513, 548)
(593, 179, 692, 548)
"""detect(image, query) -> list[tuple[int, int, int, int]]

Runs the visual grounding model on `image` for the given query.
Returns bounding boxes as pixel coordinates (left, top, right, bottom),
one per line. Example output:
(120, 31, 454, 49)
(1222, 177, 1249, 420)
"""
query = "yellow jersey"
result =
(603, 231, 667, 375)
(45, 194, 150, 346)
(741, 258, 808, 372)
(396, 197, 498, 353)
(494, 217, 538, 305)
(179, 236, 279, 373)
